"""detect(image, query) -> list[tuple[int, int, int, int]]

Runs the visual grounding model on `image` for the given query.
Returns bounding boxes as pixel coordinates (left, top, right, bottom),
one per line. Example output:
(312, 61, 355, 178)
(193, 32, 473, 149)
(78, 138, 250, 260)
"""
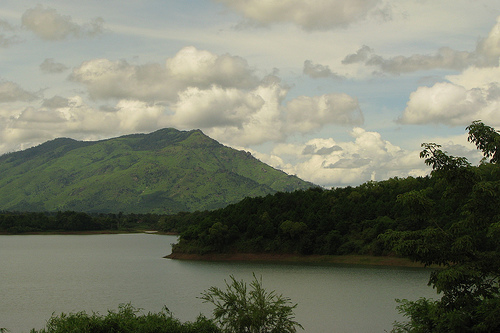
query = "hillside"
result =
(0, 128, 315, 213)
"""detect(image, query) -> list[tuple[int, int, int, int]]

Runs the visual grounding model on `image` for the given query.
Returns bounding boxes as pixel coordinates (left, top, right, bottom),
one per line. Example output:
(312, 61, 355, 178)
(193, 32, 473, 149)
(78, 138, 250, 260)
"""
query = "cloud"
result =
(399, 71, 500, 127)
(41, 95, 70, 108)
(40, 58, 69, 74)
(115, 100, 169, 132)
(69, 59, 173, 101)
(395, 16, 500, 127)
(69, 46, 259, 101)
(216, 0, 385, 31)
(66, 46, 364, 146)
(343, 45, 476, 74)
(341, 45, 373, 64)
(1, 95, 128, 153)
(21, 4, 104, 41)
(170, 86, 264, 128)
(475, 16, 500, 67)
(342, 16, 500, 74)
(201, 82, 288, 145)
(303, 60, 344, 79)
(285, 93, 364, 133)
(257, 129, 430, 187)
(1, 45, 365, 160)
(165, 46, 259, 89)
(0, 19, 21, 47)
(0, 81, 38, 103)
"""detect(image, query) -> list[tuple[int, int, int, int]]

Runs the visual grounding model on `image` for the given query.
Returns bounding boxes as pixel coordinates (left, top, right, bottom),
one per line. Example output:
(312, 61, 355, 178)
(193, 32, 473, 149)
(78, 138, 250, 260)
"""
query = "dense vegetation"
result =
(0, 128, 313, 214)
(166, 122, 499, 262)
(0, 211, 160, 234)
(164, 176, 432, 256)
(28, 303, 219, 333)
(385, 121, 500, 332)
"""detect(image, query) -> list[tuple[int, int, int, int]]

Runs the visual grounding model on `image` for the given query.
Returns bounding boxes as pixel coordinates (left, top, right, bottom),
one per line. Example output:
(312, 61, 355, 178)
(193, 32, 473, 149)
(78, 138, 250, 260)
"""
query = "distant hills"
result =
(0, 129, 315, 213)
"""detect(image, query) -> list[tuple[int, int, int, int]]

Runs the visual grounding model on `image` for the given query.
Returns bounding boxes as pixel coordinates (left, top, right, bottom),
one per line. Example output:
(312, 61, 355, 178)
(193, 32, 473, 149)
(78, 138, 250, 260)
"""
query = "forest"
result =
(2, 120, 500, 331)
(161, 121, 499, 261)
(0, 210, 161, 234)
(1, 121, 498, 261)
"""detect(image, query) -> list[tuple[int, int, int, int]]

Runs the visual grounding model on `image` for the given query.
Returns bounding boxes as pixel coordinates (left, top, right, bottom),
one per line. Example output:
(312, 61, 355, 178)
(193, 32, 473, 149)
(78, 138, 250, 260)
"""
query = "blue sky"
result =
(1, 0, 499, 187)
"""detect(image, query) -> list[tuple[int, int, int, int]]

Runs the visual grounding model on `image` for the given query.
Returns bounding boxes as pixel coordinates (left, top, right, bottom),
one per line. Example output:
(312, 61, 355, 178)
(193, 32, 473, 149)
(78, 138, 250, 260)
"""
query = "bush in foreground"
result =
(28, 274, 302, 333)
(200, 274, 303, 333)
(29, 303, 219, 333)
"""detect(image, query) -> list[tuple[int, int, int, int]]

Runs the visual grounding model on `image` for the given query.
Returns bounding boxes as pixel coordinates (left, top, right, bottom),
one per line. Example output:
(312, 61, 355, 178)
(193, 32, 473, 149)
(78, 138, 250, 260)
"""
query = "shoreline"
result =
(1, 231, 430, 268)
(165, 252, 432, 268)
(0, 230, 176, 235)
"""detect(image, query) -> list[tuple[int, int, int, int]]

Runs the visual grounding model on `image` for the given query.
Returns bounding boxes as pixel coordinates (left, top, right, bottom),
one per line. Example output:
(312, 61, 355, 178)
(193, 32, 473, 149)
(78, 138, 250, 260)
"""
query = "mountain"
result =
(0, 129, 315, 213)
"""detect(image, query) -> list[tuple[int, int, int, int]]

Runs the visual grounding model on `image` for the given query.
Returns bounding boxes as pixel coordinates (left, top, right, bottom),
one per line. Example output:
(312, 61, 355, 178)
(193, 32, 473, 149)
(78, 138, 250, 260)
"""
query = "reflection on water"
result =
(0, 234, 437, 332)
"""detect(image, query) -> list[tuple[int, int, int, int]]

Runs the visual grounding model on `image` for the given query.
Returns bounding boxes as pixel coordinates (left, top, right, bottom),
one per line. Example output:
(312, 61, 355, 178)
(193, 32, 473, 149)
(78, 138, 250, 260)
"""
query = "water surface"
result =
(0, 234, 437, 332)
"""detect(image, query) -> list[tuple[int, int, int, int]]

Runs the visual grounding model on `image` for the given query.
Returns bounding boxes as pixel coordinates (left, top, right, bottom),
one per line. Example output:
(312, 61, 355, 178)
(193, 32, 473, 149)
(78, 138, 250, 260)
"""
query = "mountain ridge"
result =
(0, 128, 315, 213)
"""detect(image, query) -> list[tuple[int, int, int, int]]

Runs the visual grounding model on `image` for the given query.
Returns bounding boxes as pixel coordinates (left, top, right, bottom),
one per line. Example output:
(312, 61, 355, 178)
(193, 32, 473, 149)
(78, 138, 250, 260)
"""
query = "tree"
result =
(200, 274, 303, 333)
(466, 120, 500, 163)
(30, 303, 219, 333)
(385, 121, 500, 332)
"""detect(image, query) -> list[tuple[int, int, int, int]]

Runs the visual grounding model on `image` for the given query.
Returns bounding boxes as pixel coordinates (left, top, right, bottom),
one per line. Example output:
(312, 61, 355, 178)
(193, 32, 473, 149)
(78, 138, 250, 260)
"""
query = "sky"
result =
(1, 0, 499, 188)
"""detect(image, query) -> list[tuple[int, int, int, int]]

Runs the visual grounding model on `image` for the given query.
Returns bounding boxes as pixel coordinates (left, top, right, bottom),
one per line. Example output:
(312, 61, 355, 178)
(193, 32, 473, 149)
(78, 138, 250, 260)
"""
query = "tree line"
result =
(0, 211, 161, 233)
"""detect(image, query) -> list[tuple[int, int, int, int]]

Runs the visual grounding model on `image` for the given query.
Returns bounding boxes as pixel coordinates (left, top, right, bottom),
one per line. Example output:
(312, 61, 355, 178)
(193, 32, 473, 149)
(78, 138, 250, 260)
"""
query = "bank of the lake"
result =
(0, 229, 174, 236)
(165, 252, 429, 267)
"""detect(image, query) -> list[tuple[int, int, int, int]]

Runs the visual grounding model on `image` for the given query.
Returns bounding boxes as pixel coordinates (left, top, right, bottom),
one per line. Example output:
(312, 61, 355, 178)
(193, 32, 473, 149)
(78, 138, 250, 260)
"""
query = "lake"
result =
(0, 234, 438, 332)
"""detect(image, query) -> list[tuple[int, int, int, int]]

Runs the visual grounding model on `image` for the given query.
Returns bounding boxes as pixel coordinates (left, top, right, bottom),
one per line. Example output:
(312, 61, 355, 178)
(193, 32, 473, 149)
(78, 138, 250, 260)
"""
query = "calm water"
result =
(0, 234, 437, 332)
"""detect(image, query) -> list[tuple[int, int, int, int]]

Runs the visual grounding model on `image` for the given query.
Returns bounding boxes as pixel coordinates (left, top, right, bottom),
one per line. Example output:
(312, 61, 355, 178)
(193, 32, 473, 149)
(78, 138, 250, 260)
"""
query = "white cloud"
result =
(21, 4, 104, 41)
(216, 0, 385, 31)
(475, 16, 500, 67)
(69, 59, 174, 101)
(69, 47, 259, 102)
(397, 16, 500, 127)
(67, 46, 363, 146)
(203, 82, 288, 145)
(262, 129, 429, 187)
(399, 68, 500, 127)
(165, 46, 259, 89)
(0, 95, 170, 154)
(115, 100, 169, 132)
(171, 86, 264, 128)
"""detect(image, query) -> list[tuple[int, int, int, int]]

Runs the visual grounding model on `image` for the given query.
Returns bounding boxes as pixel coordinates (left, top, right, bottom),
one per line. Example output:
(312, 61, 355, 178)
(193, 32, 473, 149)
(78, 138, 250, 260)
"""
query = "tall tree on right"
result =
(385, 121, 500, 332)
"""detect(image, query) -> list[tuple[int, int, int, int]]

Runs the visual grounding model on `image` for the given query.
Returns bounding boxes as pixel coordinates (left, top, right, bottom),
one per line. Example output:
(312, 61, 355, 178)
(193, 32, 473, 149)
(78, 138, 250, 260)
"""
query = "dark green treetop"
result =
(386, 121, 500, 332)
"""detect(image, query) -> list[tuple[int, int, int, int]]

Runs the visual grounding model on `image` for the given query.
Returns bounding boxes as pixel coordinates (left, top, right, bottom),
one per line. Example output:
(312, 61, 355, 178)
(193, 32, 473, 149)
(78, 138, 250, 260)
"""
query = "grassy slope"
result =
(0, 129, 314, 213)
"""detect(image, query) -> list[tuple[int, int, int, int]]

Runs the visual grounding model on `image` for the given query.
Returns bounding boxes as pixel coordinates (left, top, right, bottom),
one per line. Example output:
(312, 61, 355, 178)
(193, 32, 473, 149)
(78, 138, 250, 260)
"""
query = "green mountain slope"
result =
(0, 129, 315, 213)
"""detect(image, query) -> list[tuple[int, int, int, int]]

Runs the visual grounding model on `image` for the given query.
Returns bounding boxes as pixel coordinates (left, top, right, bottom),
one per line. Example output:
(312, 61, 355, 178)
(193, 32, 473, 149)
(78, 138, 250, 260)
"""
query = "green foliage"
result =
(169, 176, 435, 256)
(30, 303, 220, 333)
(200, 274, 303, 333)
(385, 121, 500, 332)
(467, 120, 500, 163)
(0, 210, 164, 233)
(0, 128, 314, 214)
